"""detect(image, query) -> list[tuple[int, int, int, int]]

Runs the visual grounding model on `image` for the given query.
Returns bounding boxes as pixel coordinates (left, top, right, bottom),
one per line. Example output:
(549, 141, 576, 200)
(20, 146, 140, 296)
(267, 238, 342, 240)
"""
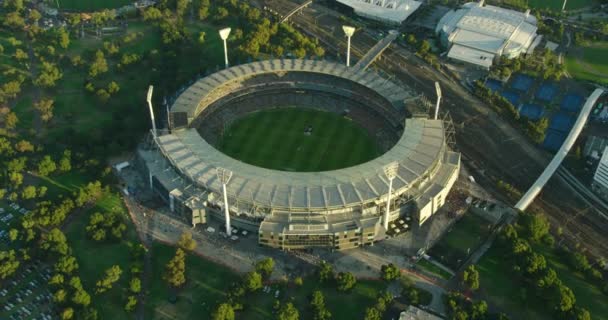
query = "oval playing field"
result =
(140, 59, 461, 250)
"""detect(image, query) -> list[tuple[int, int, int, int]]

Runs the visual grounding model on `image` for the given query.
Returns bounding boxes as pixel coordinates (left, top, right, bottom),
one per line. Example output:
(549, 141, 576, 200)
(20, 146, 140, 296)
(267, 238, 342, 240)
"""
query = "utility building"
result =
(435, 1, 541, 69)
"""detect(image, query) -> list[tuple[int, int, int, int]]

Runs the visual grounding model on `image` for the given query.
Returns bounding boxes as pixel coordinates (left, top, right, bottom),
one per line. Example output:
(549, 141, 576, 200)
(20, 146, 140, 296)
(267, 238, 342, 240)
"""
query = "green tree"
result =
(59, 150, 72, 172)
(381, 263, 400, 281)
(165, 248, 186, 288)
(4, 112, 18, 129)
(198, 0, 210, 20)
(418, 40, 431, 56)
(61, 307, 74, 320)
(244, 271, 263, 292)
(212, 303, 235, 320)
(462, 265, 480, 291)
(522, 212, 550, 242)
(336, 272, 356, 292)
(38, 155, 57, 176)
(363, 307, 381, 320)
(4, 12, 25, 29)
(34, 62, 62, 88)
(143, 7, 163, 21)
(125, 295, 137, 312)
(255, 257, 274, 279)
(57, 27, 70, 49)
(21, 185, 37, 199)
(310, 290, 331, 320)
(89, 50, 108, 77)
(277, 302, 299, 320)
(177, 231, 196, 251)
(54, 255, 79, 275)
(129, 278, 141, 293)
(0, 250, 20, 279)
(318, 261, 333, 283)
(34, 98, 54, 122)
(95, 265, 122, 294)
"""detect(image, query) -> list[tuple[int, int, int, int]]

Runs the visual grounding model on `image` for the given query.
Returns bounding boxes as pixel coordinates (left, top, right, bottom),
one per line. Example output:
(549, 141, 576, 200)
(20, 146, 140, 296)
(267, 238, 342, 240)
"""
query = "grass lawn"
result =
(527, 0, 595, 10)
(565, 42, 608, 85)
(147, 242, 388, 320)
(415, 259, 453, 280)
(534, 245, 608, 320)
(427, 212, 493, 270)
(66, 191, 140, 320)
(53, 0, 133, 11)
(145, 242, 241, 319)
(218, 108, 381, 172)
(476, 245, 549, 320)
(478, 241, 608, 320)
(37, 170, 92, 200)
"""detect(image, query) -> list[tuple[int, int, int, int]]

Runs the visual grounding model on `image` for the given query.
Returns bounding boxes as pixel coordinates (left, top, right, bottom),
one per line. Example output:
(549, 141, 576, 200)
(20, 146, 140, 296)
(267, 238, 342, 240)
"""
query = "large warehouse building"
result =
(435, 1, 541, 69)
(138, 59, 460, 251)
(335, 0, 422, 25)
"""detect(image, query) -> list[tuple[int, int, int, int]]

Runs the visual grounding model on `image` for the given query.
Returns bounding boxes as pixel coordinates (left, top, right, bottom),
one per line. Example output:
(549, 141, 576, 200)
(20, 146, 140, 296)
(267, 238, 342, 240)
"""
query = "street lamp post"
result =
(434, 82, 442, 120)
(383, 162, 399, 230)
(342, 26, 356, 67)
(219, 28, 231, 69)
(146, 85, 157, 138)
(216, 167, 233, 236)
(562, 0, 568, 11)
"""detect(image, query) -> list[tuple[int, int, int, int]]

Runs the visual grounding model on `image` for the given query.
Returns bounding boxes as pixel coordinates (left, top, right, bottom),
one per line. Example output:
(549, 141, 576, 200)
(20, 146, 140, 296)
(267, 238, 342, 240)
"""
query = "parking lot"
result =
(0, 261, 55, 320)
(0, 202, 29, 249)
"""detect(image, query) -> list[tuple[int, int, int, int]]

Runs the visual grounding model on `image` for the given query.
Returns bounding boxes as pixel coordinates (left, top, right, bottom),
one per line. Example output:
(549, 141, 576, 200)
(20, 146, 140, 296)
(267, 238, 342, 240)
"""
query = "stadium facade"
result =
(435, 1, 541, 69)
(137, 59, 460, 251)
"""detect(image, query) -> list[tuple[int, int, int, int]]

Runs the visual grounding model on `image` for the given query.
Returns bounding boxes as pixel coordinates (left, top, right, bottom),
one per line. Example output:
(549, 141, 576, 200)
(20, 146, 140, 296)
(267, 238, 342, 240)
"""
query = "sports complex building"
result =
(334, 0, 422, 25)
(137, 59, 460, 251)
(436, 2, 541, 69)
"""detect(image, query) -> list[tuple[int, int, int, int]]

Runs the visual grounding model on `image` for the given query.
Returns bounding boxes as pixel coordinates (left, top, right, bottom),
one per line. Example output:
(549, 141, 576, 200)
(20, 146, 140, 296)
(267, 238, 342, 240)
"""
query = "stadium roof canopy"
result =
(436, 2, 538, 68)
(336, 0, 422, 25)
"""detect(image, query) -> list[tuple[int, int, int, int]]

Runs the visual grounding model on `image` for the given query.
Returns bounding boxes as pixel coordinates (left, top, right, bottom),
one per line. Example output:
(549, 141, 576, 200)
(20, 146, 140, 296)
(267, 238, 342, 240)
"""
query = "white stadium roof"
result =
(336, 0, 421, 24)
(436, 2, 538, 67)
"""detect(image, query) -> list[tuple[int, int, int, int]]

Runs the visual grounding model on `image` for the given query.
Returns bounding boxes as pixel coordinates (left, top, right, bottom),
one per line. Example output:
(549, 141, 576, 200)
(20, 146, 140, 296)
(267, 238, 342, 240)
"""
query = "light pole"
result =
(216, 167, 233, 236)
(434, 82, 442, 120)
(562, 0, 568, 11)
(219, 28, 231, 69)
(146, 85, 157, 139)
(342, 26, 356, 67)
(383, 162, 399, 230)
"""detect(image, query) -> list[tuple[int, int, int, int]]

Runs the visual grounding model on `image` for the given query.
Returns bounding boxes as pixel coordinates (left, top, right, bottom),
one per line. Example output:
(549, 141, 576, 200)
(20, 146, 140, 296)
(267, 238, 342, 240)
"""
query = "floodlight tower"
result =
(216, 167, 233, 236)
(434, 82, 442, 120)
(146, 85, 157, 138)
(383, 162, 399, 230)
(219, 28, 231, 69)
(342, 26, 356, 67)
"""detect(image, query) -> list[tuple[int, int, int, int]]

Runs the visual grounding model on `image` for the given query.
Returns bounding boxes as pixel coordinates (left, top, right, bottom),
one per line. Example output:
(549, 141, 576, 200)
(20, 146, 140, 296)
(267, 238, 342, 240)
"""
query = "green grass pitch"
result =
(217, 108, 381, 172)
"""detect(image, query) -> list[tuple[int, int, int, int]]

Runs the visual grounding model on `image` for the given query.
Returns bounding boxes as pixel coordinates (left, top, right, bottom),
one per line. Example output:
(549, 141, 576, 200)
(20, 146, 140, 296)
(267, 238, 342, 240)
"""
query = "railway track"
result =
(259, 0, 608, 258)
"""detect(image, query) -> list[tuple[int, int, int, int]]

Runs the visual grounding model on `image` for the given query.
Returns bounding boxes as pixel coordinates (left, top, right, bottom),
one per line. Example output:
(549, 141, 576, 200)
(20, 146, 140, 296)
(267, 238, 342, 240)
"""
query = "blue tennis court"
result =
(535, 82, 558, 102)
(519, 104, 544, 120)
(485, 79, 502, 92)
(501, 90, 520, 106)
(511, 74, 534, 92)
(543, 129, 567, 151)
(561, 94, 584, 112)
(549, 112, 575, 132)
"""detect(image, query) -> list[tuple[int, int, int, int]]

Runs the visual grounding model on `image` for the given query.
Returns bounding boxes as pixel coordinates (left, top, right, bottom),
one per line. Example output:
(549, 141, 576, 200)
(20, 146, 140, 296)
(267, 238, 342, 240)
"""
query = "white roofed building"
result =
(336, 0, 422, 25)
(592, 146, 608, 200)
(435, 1, 540, 69)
